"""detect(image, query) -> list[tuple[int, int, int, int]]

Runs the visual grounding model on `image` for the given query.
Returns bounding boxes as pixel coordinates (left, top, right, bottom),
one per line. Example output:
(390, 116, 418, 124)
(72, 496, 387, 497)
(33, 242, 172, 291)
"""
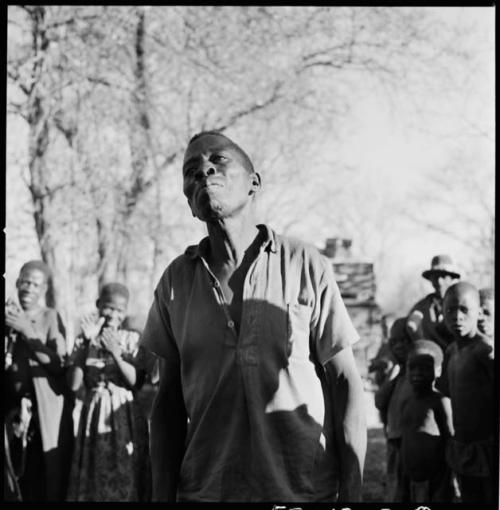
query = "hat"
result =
(422, 254, 461, 280)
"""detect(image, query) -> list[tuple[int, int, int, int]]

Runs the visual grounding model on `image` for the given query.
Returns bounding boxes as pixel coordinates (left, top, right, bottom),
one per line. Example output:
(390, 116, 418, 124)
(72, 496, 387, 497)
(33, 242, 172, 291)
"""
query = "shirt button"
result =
(213, 281, 220, 287)
(227, 320, 235, 329)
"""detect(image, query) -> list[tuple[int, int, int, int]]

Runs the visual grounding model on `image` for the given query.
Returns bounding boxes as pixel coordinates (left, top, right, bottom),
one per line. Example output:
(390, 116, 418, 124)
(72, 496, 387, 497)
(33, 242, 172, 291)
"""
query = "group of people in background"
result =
(371, 254, 495, 503)
(5, 251, 494, 503)
(4, 261, 157, 502)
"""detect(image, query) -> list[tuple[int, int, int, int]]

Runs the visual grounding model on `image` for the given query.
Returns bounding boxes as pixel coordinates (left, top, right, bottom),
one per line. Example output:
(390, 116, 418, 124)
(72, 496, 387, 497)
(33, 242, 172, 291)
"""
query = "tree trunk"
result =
(25, 6, 59, 308)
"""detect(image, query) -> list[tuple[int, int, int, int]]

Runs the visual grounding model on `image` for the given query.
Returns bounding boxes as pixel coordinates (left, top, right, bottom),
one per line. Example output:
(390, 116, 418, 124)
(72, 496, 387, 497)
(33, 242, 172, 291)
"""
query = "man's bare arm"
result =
(150, 357, 187, 502)
(324, 346, 367, 502)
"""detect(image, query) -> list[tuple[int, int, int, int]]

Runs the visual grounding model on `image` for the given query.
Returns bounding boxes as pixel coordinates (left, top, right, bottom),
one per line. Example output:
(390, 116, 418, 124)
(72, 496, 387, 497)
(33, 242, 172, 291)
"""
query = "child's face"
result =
(389, 336, 411, 364)
(96, 293, 128, 330)
(478, 297, 494, 337)
(443, 289, 479, 339)
(16, 269, 47, 311)
(407, 353, 436, 392)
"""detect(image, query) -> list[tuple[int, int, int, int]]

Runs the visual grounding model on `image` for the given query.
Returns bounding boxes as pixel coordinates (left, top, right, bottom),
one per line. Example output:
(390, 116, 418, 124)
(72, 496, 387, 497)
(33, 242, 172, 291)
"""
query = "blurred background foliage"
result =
(6, 6, 494, 342)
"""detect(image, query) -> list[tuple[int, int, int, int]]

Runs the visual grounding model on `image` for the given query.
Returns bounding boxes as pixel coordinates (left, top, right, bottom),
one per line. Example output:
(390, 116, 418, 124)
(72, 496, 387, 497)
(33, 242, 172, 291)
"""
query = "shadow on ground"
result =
(361, 388, 387, 503)
(363, 426, 387, 503)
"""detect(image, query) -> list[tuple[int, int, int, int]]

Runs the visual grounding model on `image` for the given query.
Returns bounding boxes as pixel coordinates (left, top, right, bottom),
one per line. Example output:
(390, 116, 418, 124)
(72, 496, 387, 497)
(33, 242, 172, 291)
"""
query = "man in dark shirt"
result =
(140, 131, 366, 502)
(406, 254, 460, 349)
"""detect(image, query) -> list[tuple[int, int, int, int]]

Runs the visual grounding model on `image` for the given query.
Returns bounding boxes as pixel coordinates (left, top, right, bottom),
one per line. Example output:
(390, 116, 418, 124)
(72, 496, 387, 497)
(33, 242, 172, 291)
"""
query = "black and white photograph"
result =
(4, 4, 496, 507)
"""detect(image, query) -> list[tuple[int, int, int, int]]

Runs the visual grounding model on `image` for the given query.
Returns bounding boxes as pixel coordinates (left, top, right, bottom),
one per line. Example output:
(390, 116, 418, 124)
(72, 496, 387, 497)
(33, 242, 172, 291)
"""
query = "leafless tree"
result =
(7, 6, 488, 330)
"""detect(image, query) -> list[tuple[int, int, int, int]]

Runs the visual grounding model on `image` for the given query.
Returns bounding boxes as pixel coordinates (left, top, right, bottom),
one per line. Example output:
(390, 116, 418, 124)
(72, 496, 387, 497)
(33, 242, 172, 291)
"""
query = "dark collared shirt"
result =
(407, 293, 455, 349)
(141, 225, 359, 502)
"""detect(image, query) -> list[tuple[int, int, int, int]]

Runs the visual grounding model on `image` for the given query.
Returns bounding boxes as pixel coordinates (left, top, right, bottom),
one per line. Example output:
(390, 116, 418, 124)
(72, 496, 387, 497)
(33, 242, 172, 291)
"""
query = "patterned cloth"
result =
(67, 329, 150, 502)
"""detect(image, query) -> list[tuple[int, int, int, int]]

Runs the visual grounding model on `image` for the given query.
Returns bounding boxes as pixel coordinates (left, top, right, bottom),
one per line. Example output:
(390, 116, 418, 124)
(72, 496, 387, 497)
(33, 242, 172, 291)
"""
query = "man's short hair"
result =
(99, 282, 130, 302)
(479, 287, 494, 302)
(19, 260, 51, 283)
(187, 130, 255, 174)
(443, 281, 479, 306)
(409, 339, 443, 367)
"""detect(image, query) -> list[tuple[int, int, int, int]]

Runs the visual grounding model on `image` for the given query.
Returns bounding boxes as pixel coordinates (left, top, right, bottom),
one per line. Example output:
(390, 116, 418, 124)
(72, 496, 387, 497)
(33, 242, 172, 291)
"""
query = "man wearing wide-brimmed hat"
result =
(406, 254, 461, 350)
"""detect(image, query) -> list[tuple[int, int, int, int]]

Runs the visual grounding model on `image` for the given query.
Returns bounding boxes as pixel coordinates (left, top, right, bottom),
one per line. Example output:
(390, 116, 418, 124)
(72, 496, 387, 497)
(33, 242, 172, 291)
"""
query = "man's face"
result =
(429, 272, 457, 299)
(182, 134, 259, 222)
(16, 269, 47, 311)
(443, 289, 479, 339)
(97, 293, 128, 330)
(478, 297, 494, 337)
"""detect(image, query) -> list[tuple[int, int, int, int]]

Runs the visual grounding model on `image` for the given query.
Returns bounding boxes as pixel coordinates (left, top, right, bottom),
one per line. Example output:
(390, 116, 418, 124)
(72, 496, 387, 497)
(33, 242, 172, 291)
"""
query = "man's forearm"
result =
(337, 373, 367, 501)
(149, 372, 187, 501)
(325, 349, 367, 502)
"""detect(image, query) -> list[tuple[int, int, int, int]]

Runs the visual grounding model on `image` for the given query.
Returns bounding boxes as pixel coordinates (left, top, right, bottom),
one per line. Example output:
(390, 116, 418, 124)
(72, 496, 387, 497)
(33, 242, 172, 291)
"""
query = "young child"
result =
(66, 283, 151, 501)
(441, 282, 495, 503)
(4, 260, 73, 501)
(400, 340, 454, 502)
(478, 287, 494, 342)
(374, 317, 413, 502)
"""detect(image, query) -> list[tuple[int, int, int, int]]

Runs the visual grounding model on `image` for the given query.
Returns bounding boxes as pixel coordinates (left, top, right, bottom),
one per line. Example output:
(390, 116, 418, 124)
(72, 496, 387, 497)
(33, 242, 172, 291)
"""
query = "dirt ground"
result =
(363, 427, 387, 502)
(362, 389, 388, 503)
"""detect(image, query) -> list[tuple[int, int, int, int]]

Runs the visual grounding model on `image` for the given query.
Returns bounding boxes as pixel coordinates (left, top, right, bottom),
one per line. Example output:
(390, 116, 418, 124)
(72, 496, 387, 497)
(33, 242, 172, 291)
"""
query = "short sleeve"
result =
(118, 330, 140, 362)
(311, 255, 359, 365)
(140, 270, 180, 365)
(475, 339, 494, 380)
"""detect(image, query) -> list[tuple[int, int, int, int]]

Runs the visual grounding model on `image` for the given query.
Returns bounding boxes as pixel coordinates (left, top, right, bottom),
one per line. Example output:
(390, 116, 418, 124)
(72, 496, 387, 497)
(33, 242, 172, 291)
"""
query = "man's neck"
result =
(206, 216, 260, 268)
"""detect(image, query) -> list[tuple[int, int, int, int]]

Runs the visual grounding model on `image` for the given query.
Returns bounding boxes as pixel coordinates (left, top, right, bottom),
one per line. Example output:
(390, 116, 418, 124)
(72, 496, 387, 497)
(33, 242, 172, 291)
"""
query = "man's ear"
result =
(249, 172, 261, 194)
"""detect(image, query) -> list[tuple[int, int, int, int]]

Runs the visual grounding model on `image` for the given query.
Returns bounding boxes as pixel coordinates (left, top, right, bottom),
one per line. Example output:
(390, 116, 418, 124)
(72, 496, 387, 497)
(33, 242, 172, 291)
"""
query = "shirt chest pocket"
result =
(286, 303, 313, 362)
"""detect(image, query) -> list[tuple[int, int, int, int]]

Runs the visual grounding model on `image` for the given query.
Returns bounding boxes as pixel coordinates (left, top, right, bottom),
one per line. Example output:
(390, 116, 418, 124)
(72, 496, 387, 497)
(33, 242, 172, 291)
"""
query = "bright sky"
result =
(317, 7, 494, 309)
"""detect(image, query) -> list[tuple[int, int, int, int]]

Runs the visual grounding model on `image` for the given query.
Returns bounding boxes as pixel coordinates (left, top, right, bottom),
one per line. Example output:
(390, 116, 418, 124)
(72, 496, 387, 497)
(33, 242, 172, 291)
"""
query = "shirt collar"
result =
(185, 223, 276, 260)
